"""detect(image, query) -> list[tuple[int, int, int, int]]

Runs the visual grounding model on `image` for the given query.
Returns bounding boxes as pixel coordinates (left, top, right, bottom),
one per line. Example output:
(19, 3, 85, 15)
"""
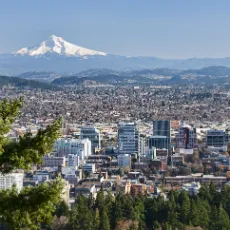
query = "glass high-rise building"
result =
(148, 136, 170, 150)
(118, 122, 139, 155)
(153, 120, 171, 140)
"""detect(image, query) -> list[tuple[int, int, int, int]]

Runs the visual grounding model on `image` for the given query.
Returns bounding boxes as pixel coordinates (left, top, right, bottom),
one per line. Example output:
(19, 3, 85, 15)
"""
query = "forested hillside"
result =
(48, 183, 230, 230)
(0, 75, 59, 90)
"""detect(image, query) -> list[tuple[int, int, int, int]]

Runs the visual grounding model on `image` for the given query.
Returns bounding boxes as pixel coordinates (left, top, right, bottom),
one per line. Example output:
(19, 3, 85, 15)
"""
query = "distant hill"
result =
(52, 74, 144, 85)
(0, 75, 59, 90)
(52, 66, 230, 85)
(17, 71, 60, 82)
(12, 66, 230, 86)
(52, 69, 158, 85)
(180, 66, 230, 76)
(130, 66, 230, 77)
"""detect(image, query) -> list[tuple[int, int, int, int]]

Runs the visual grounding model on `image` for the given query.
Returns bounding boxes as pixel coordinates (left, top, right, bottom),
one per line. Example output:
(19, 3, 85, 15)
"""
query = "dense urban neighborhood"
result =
(1, 80, 230, 229)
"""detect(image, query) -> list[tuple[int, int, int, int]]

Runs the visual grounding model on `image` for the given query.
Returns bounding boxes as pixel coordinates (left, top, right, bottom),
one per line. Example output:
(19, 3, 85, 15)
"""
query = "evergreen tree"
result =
(221, 185, 230, 216)
(95, 191, 105, 212)
(212, 205, 230, 230)
(167, 191, 179, 228)
(64, 187, 230, 230)
(190, 200, 199, 227)
(88, 193, 95, 210)
(94, 208, 100, 230)
(144, 198, 156, 229)
(104, 192, 115, 228)
(198, 184, 211, 202)
(133, 196, 145, 229)
(196, 199, 210, 229)
(99, 208, 110, 230)
(0, 180, 63, 230)
(162, 222, 172, 230)
(167, 195, 180, 229)
(0, 98, 63, 229)
(68, 194, 94, 230)
(55, 200, 69, 218)
(209, 182, 221, 206)
(153, 220, 161, 230)
(113, 193, 125, 225)
(178, 190, 190, 224)
(123, 195, 135, 220)
(209, 205, 219, 230)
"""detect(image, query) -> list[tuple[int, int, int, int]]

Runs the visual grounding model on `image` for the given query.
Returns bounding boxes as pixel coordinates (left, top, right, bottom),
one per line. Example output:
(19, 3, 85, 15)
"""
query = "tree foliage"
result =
(65, 183, 230, 230)
(0, 98, 63, 229)
(0, 99, 61, 173)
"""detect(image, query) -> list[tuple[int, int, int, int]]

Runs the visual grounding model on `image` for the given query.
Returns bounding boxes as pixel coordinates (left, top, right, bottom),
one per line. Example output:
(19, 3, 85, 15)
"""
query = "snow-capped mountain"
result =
(13, 35, 107, 57)
(1, 34, 230, 75)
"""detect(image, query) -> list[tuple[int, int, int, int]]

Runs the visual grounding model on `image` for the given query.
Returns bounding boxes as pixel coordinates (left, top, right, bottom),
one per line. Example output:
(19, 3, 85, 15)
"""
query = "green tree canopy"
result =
(0, 98, 63, 229)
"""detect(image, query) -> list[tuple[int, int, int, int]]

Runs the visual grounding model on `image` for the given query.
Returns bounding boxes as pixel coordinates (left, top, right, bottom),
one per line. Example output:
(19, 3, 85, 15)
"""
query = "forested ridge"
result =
(0, 75, 59, 90)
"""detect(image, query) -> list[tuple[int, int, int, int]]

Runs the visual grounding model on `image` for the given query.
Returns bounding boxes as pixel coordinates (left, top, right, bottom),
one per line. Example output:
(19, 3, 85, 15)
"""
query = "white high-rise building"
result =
(0, 173, 24, 192)
(54, 138, 91, 160)
(80, 126, 101, 152)
(118, 122, 139, 155)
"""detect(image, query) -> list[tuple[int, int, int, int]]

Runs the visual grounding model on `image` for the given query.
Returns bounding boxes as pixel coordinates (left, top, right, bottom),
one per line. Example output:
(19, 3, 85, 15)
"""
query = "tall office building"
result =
(148, 136, 170, 150)
(80, 126, 101, 152)
(118, 122, 139, 155)
(139, 136, 146, 156)
(153, 120, 171, 140)
(176, 125, 197, 149)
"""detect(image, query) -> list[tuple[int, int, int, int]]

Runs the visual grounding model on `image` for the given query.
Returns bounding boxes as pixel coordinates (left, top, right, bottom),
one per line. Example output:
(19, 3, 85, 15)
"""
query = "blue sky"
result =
(1, 0, 230, 58)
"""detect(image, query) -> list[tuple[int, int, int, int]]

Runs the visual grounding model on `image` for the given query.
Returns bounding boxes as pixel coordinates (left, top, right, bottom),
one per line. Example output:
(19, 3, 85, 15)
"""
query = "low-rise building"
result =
(75, 183, 96, 197)
(68, 154, 80, 167)
(172, 153, 184, 165)
(33, 171, 50, 183)
(42, 155, 65, 167)
(118, 154, 131, 168)
(206, 130, 228, 152)
(0, 173, 24, 192)
(82, 163, 96, 173)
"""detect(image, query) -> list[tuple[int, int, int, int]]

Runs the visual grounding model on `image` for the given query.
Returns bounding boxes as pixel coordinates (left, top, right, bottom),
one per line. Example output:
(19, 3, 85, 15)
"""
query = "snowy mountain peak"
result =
(13, 35, 107, 57)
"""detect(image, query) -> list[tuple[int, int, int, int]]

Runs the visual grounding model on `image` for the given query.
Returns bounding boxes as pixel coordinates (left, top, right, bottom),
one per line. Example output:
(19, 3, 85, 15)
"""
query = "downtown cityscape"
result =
(2, 1, 230, 230)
